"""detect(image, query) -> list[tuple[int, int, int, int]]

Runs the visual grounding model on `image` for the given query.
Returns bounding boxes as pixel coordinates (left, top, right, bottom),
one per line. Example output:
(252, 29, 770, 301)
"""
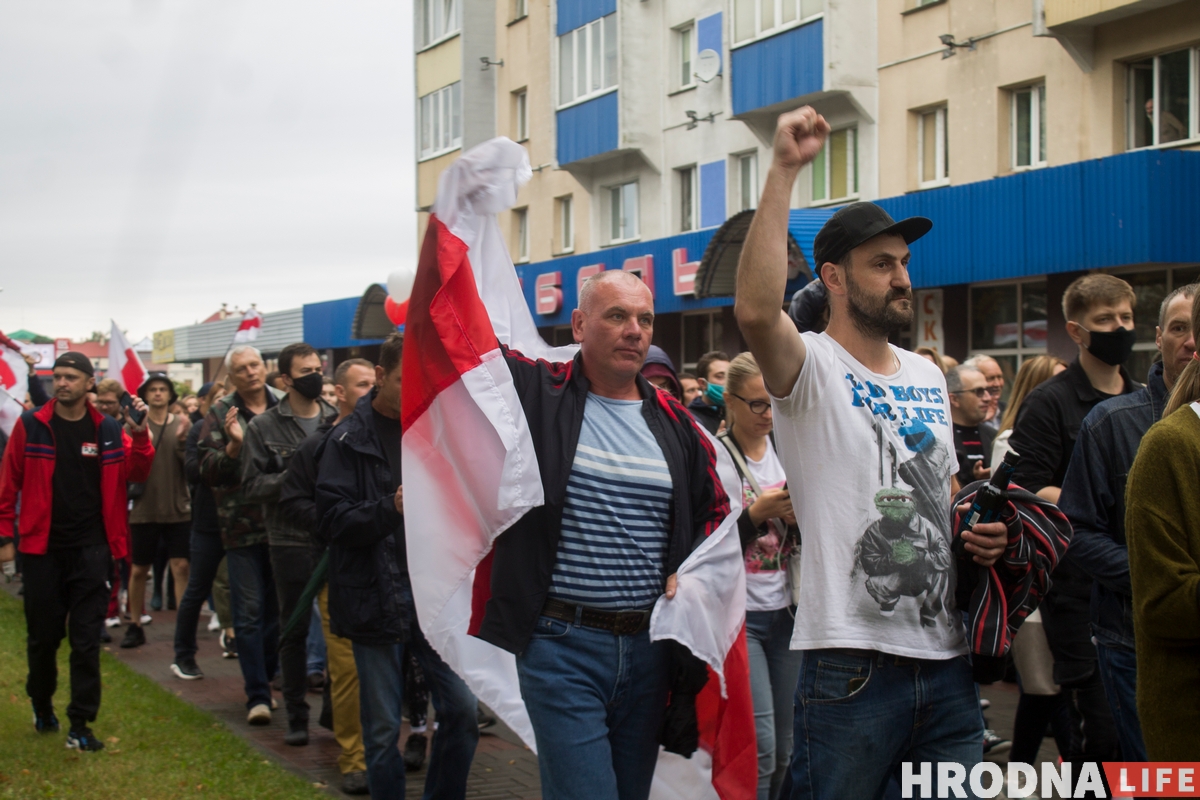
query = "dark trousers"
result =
(174, 526, 225, 663)
(23, 544, 111, 727)
(270, 543, 318, 726)
(227, 543, 279, 709)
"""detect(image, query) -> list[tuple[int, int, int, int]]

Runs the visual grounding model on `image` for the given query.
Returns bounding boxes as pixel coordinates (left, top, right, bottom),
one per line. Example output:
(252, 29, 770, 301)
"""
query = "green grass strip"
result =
(0, 587, 324, 799)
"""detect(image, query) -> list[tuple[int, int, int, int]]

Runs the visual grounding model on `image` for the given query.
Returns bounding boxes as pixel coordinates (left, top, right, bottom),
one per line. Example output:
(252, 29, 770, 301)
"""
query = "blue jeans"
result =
(1094, 641, 1147, 761)
(516, 615, 669, 800)
(786, 649, 984, 800)
(226, 544, 279, 710)
(352, 626, 479, 800)
(747, 609, 803, 800)
(173, 527, 224, 663)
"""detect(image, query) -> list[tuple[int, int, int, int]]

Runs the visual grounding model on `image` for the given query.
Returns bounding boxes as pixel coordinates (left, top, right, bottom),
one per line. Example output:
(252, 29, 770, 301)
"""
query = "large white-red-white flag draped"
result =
(400, 137, 756, 799)
(108, 321, 147, 394)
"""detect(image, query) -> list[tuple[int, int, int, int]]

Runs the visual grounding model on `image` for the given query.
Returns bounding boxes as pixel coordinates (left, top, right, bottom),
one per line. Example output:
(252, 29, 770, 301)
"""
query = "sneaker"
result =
(105, 617, 122, 628)
(982, 729, 1011, 755)
(220, 630, 238, 659)
(270, 697, 279, 711)
(477, 705, 497, 731)
(207, 614, 221, 632)
(32, 703, 59, 733)
(139, 614, 152, 625)
(247, 704, 271, 726)
(341, 771, 369, 795)
(979, 698, 991, 710)
(403, 732, 427, 772)
(171, 659, 204, 681)
(66, 726, 105, 752)
(284, 722, 309, 746)
(119, 624, 146, 649)
(150, 590, 162, 611)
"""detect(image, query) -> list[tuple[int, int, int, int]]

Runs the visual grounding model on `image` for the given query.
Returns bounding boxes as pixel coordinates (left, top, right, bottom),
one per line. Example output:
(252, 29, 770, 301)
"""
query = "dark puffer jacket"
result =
(315, 391, 410, 646)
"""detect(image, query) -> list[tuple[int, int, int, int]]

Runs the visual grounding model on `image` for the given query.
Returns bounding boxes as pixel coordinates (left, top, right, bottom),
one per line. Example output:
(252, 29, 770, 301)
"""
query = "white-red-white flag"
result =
(233, 308, 262, 343)
(0, 331, 31, 435)
(400, 138, 756, 799)
(108, 321, 148, 394)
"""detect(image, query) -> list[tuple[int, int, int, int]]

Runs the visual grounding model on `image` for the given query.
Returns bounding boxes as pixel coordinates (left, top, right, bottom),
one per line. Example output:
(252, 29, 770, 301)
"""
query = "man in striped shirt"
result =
(488, 270, 730, 800)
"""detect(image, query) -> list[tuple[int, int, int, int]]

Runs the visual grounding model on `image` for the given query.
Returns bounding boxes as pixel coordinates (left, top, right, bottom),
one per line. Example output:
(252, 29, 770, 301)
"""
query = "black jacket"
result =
(686, 395, 724, 435)
(475, 348, 731, 655)
(315, 391, 410, 646)
(185, 413, 220, 536)
(278, 419, 336, 545)
(1008, 357, 1139, 685)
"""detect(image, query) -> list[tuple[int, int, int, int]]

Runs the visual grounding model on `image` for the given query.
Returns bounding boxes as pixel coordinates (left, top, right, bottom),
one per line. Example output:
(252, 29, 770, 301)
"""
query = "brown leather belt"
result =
(542, 598, 652, 636)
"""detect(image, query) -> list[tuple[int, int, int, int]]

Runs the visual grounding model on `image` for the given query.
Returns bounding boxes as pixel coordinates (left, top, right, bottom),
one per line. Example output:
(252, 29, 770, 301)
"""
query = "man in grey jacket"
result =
(242, 342, 336, 746)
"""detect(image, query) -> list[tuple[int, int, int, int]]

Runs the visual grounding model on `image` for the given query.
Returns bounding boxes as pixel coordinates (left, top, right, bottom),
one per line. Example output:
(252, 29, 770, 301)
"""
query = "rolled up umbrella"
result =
(281, 550, 330, 640)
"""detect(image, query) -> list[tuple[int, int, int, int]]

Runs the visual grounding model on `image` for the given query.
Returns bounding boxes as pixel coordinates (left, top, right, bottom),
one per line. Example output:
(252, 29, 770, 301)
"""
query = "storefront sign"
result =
(916, 289, 944, 354)
(673, 248, 700, 296)
(152, 329, 176, 363)
(622, 255, 654, 299)
(577, 264, 605, 294)
(534, 272, 563, 316)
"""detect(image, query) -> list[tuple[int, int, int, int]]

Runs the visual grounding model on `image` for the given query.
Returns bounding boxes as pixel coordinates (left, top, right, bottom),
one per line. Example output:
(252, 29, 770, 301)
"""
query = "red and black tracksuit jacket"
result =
(0, 400, 154, 559)
(469, 348, 731, 656)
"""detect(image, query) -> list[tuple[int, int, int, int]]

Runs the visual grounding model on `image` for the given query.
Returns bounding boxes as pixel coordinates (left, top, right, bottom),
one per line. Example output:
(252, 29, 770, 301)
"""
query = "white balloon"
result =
(387, 267, 416, 303)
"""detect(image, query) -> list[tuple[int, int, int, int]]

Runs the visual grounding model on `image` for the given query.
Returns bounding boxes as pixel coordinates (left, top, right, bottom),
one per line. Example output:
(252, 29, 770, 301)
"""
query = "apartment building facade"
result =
(873, 0, 1200, 389)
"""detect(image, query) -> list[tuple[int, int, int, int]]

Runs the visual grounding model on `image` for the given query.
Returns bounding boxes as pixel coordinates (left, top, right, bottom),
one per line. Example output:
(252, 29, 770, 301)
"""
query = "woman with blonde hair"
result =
(1125, 294, 1200, 759)
(990, 355, 1067, 466)
(717, 352, 800, 800)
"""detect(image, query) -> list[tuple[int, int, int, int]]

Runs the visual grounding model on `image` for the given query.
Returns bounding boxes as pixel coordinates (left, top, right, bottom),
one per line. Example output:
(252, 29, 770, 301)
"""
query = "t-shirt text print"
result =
(771, 332, 967, 660)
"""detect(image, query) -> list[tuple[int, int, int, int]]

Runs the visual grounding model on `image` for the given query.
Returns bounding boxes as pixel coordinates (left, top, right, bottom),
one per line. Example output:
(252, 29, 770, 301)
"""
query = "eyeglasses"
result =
(730, 392, 771, 415)
(950, 388, 990, 399)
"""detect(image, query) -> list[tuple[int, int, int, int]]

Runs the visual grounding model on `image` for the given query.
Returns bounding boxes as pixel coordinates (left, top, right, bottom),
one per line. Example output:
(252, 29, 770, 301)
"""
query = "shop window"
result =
(1128, 48, 1197, 149)
(558, 15, 617, 108)
(969, 280, 1047, 403)
(732, 0, 822, 45)
(682, 311, 725, 372)
(1011, 84, 1046, 170)
(678, 166, 697, 232)
(812, 126, 858, 203)
(917, 106, 948, 188)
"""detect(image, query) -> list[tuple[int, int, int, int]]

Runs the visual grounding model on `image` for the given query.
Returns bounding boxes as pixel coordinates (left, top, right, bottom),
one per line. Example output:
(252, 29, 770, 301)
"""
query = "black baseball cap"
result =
(53, 351, 95, 377)
(138, 372, 178, 405)
(812, 202, 932, 280)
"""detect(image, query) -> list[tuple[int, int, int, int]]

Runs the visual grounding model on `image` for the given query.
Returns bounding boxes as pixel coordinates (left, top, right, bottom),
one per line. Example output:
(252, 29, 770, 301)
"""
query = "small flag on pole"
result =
(108, 321, 148, 394)
(233, 307, 262, 343)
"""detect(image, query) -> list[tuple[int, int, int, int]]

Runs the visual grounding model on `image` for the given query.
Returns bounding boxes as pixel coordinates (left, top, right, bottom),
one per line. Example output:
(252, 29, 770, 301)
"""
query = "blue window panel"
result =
(731, 20, 822, 116)
(557, 92, 619, 165)
(557, 0, 616, 36)
(697, 12, 722, 68)
(700, 160, 726, 229)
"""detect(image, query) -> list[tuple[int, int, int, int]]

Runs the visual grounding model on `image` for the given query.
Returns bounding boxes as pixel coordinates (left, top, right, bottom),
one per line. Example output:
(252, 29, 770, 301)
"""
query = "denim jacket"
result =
(1058, 361, 1168, 650)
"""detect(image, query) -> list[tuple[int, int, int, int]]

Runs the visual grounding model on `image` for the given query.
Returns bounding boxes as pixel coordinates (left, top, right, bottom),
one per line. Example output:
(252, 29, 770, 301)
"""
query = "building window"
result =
(682, 310, 725, 373)
(1011, 84, 1046, 170)
(969, 280, 1048, 403)
(1128, 48, 1197, 149)
(514, 89, 528, 142)
(812, 127, 857, 203)
(556, 195, 574, 253)
(419, 82, 462, 160)
(558, 14, 618, 108)
(511, 0, 527, 21)
(917, 105, 948, 188)
(514, 207, 529, 263)
(678, 166, 697, 232)
(609, 181, 638, 243)
(733, 0, 822, 45)
(737, 152, 758, 211)
(675, 24, 695, 90)
(420, 0, 460, 47)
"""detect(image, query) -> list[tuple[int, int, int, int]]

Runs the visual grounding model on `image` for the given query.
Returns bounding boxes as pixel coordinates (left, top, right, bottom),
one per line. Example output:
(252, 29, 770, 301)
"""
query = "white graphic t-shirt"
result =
(771, 331, 967, 659)
(741, 445, 795, 612)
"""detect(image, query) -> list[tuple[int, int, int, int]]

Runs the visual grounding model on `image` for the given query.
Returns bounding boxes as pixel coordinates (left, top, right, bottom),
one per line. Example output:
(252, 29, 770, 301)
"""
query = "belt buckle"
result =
(612, 610, 649, 636)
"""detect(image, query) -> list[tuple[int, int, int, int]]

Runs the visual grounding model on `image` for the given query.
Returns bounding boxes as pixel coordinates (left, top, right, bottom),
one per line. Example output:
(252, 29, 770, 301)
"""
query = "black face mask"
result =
(1083, 326, 1136, 367)
(291, 372, 325, 400)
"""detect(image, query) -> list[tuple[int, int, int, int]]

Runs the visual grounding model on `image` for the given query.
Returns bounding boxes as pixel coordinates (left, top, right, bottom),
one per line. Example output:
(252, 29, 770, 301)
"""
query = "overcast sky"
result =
(0, 1, 414, 342)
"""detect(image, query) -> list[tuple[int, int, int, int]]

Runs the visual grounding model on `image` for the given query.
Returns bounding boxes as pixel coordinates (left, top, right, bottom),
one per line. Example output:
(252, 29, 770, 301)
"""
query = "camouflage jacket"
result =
(197, 387, 284, 549)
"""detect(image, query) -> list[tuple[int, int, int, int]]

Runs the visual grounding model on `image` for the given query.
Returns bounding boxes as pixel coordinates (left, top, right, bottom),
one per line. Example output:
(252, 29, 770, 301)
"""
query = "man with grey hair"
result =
(1059, 281, 1199, 762)
(946, 365, 993, 490)
(963, 355, 1005, 433)
(198, 344, 287, 724)
(475, 268, 731, 800)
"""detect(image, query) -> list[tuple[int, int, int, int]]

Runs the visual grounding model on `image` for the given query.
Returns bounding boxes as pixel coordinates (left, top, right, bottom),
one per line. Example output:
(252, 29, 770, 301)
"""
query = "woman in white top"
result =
(719, 353, 800, 800)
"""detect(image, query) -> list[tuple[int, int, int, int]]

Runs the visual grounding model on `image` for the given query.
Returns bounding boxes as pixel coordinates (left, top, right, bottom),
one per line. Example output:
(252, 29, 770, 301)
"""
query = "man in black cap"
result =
(0, 352, 154, 751)
(735, 107, 1009, 798)
(121, 373, 192, 648)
